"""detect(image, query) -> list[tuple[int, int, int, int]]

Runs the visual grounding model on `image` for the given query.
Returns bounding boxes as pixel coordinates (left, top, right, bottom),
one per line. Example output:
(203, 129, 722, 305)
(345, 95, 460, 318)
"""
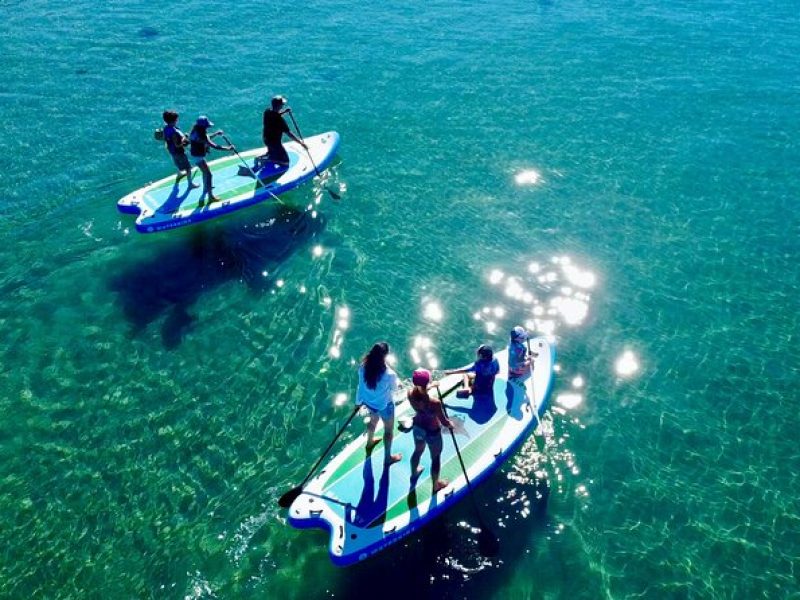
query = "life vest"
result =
(189, 128, 208, 157)
(163, 124, 185, 155)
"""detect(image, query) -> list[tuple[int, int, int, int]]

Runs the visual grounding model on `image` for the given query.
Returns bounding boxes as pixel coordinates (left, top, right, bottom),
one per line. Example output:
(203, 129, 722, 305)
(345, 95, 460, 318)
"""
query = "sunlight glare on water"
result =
(615, 349, 640, 378)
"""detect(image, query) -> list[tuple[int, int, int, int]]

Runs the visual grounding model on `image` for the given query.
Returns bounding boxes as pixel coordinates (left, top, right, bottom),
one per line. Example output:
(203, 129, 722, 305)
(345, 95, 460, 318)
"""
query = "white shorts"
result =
(365, 401, 395, 420)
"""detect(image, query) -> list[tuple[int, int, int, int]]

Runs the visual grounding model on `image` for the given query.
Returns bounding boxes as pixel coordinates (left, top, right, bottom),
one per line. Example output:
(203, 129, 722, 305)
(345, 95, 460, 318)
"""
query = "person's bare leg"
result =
(365, 413, 381, 453)
(410, 439, 425, 481)
(382, 415, 401, 464)
(430, 437, 448, 492)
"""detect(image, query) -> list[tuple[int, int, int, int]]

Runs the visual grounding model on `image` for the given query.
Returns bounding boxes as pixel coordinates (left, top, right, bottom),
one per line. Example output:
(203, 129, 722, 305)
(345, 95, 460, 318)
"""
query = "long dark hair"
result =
(362, 342, 389, 389)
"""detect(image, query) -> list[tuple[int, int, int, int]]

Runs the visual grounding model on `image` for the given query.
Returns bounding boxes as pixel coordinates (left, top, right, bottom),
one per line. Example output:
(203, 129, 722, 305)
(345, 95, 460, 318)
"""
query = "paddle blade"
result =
(478, 526, 500, 557)
(326, 187, 341, 200)
(278, 486, 303, 509)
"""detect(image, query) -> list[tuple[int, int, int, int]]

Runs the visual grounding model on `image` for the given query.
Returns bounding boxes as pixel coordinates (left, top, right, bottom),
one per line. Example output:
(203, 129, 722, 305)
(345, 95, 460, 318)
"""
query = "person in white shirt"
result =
(356, 342, 402, 466)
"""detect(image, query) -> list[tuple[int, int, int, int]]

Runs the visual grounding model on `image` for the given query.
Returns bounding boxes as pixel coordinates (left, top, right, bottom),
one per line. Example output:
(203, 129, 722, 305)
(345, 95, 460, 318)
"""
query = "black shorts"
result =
(171, 152, 191, 171)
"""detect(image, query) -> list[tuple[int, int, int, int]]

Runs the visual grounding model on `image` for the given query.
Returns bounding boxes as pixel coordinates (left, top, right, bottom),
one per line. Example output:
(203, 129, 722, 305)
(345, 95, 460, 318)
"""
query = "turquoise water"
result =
(1, 0, 799, 597)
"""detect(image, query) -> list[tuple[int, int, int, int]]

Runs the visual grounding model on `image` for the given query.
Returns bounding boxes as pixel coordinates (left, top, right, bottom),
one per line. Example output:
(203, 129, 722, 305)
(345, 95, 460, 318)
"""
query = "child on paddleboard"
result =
(161, 110, 198, 191)
(356, 342, 403, 466)
(444, 344, 500, 399)
(508, 326, 532, 380)
(189, 115, 234, 204)
(408, 369, 454, 494)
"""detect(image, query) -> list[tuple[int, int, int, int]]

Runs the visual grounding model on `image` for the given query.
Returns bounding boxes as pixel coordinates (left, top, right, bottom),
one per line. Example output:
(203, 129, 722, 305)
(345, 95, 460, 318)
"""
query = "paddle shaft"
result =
(295, 406, 360, 490)
(220, 133, 257, 179)
(526, 338, 543, 430)
(285, 110, 322, 177)
(220, 133, 286, 203)
(437, 389, 489, 527)
(525, 338, 551, 459)
(285, 110, 341, 200)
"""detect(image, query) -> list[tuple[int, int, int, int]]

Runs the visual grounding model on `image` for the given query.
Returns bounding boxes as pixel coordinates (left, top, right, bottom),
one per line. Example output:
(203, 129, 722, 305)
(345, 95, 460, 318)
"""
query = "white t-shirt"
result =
(356, 365, 399, 411)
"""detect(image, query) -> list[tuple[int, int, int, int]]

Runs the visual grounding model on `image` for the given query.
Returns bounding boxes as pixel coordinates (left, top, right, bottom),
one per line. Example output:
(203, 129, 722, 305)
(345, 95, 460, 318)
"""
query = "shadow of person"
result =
(109, 204, 325, 348)
(156, 182, 195, 214)
(504, 375, 531, 421)
(351, 454, 392, 529)
(446, 390, 497, 425)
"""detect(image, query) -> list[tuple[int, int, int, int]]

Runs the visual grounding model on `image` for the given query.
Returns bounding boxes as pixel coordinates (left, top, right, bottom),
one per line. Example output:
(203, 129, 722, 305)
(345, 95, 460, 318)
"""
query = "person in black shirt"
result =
(261, 95, 306, 166)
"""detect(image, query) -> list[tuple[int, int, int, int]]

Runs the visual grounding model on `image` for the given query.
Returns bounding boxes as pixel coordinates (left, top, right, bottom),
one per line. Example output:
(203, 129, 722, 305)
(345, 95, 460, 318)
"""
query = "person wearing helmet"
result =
(161, 110, 199, 190)
(407, 369, 454, 494)
(444, 344, 500, 399)
(508, 326, 531, 380)
(356, 342, 403, 467)
(261, 95, 306, 167)
(189, 116, 234, 204)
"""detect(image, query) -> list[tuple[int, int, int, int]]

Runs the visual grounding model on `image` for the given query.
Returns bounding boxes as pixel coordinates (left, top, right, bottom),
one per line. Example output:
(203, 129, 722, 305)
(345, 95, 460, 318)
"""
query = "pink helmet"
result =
(412, 369, 431, 386)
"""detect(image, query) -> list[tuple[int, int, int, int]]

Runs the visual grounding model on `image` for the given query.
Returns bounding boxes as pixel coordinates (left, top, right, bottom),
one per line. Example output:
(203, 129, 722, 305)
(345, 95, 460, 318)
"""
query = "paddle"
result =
(278, 405, 360, 508)
(526, 338, 545, 438)
(437, 387, 500, 557)
(219, 132, 287, 204)
(285, 110, 342, 200)
(219, 133, 259, 180)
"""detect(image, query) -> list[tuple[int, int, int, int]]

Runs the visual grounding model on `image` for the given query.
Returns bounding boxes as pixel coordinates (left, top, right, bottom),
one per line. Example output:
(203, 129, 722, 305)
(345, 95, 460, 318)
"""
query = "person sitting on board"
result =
(161, 110, 198, 190)
(507, 326, 531, 380)
(356, 342, 403, 466)
(444, 344, 500, 399)
(261, 95, 306, 171)
(407, 369, 454, 494)
(189, 115, 234, 204)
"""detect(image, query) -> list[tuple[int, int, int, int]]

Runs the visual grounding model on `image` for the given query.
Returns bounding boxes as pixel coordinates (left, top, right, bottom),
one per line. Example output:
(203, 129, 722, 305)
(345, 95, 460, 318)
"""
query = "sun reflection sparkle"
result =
(328, 305, 350, 359)
(514, 169, 541, 186)
(615, 350, 640, 377)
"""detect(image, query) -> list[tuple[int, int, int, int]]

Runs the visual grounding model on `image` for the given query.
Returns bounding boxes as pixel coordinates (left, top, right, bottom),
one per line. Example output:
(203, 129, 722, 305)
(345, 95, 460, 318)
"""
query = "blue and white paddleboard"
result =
(287, 337, 555, 566)
(117, 132, 340, 234)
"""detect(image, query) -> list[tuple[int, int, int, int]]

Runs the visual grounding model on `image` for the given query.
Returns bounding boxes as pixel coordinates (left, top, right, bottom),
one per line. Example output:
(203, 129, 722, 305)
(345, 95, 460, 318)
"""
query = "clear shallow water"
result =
(1, 0, 799, 598)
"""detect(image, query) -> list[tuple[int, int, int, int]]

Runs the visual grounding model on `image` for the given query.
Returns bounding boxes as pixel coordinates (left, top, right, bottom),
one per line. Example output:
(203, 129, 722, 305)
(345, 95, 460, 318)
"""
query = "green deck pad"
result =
(378, 409, 512, 523)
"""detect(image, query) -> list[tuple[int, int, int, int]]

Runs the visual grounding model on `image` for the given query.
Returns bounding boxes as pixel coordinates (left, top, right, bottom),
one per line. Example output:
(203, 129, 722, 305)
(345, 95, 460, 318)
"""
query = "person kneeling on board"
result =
(356, 342, 403, 467)
(260, 95, 306, 170)
(444, 344, 500, 400)
(189, 115, 234, 204)
(408, 369, 455, 494)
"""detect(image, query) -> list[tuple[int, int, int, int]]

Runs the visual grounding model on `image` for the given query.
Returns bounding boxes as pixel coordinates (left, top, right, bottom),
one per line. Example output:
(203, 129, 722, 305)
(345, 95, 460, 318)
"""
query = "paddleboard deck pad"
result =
(117, 131, 339, 233)
(287, 337, 555, 566)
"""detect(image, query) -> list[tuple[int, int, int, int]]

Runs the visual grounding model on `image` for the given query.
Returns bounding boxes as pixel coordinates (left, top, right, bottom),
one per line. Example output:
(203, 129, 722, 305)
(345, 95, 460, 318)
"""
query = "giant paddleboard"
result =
(117, 132, 340, 233)
(287, 337, 555, 566)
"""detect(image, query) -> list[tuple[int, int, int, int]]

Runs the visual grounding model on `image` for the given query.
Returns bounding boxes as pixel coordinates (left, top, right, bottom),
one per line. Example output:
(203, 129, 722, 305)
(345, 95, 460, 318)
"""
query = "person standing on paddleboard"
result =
(508, 326, 531, 380)
(161, 110, 198, 190)
(261, 95, 306, 167)
(444, 344, 500, 399)
(189, 116, 234, 204)
(356, 342, 402, 467)
(408, 369, 454, 494)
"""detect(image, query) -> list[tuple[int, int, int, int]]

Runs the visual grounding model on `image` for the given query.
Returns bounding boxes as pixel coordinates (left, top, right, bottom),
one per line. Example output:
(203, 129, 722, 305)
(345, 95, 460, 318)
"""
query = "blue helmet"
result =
(477, 344, 493, 360)
(510, 326, 528, 341)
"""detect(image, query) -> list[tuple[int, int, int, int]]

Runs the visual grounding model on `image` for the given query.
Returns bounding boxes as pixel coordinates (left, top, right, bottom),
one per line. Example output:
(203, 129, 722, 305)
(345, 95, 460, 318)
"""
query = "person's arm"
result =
(208, 141, 232, 151)
(434, 400, 454, 430)
(281, 117, 307, 148)
(170, 129, 188, 148)
(444, 362, 475, 376)
(287, 131, 307, 148)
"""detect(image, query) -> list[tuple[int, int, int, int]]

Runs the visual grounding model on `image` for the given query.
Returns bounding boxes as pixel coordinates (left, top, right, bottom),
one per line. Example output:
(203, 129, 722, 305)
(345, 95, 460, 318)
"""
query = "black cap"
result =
(271, 95, 287, 110)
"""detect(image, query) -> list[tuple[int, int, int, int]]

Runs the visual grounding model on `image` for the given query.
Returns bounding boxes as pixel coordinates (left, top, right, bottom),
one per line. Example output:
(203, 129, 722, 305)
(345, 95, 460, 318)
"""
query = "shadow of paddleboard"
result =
(108, 204, 326, 348)
(328, 470, 551, 600)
